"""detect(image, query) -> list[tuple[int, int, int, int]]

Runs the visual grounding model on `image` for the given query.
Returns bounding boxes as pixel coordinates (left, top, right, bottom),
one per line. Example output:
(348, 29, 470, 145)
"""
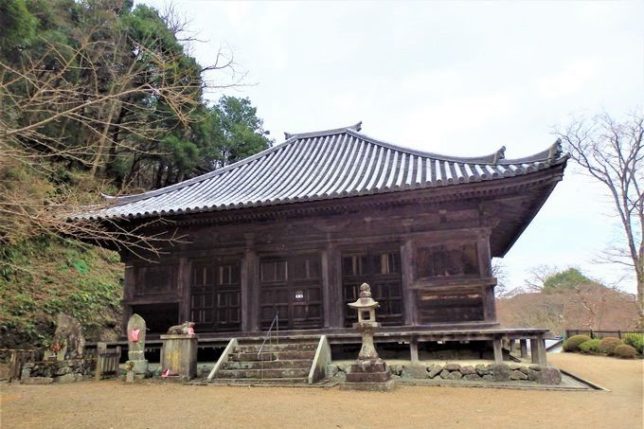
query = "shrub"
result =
(563, 335, 592, 352)
(598, 337, 623, 355)
(613, 344, 637, 359)
(579, 339, 601, 353)
(623, 333, 644, 354)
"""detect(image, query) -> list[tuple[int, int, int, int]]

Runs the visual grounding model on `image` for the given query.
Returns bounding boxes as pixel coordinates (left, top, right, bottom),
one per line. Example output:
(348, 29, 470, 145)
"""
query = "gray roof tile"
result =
(77, 124, 567, 220)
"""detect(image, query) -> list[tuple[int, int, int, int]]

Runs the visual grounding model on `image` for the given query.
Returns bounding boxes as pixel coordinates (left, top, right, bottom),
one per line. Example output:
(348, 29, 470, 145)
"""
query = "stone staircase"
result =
(212, 338, 319, 384)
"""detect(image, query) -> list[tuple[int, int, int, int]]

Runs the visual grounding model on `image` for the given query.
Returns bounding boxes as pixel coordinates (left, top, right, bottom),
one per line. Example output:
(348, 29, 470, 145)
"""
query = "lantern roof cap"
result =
(348, 283, 380, 309)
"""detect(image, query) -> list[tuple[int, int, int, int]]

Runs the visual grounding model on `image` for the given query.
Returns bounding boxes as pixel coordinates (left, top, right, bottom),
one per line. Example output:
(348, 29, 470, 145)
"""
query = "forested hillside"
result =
(0, 0, 272, 347)
(497, 268, 639, 335)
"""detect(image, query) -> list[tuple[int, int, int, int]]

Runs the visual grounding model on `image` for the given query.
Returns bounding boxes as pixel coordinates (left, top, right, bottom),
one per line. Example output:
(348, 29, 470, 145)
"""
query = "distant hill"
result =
(497, 277, 639, 335)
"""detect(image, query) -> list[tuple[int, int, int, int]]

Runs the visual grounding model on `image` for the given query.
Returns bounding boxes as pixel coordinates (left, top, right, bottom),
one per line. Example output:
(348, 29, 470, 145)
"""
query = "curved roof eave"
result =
(75, 125, 568, 221)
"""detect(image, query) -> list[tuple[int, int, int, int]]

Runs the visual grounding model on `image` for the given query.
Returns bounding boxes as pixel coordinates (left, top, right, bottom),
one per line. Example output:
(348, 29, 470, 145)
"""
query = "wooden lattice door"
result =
(259, 254, 323, 330)
(342, 250, 403, 326)
(190, 261, 241, 332)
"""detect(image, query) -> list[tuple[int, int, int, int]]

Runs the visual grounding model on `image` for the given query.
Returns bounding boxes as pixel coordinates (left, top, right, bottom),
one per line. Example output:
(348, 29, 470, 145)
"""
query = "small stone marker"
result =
(126, 313, 148, 377)
(125, 361, 135, 383)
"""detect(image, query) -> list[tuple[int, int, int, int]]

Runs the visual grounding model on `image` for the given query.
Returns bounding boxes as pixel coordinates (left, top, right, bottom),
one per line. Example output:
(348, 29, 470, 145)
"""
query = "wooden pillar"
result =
(492, 338, 503, 363)
(481, 285, 496, 322)
(122, 264, 136, 336)
(476, 230, 492, 277)
(476, 232, 496, 322)
(240, 252, 250, 332)
(410, 338, 419, 363)
(178, 257, 191, 323)
(520, 339, 528, 359)
(321, 248, 331, 328)
(531, 336, 547, 366)
(400, 238, 415, 325)
(325, 240, 343, 328)
(243, 234, 259, 333)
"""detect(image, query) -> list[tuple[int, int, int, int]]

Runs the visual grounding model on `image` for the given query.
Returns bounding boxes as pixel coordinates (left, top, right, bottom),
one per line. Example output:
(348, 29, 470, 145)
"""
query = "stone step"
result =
(237, 337, 319, 344)
(211, 377, 310, 385)
(216, 367, 310, 379)
(230, 350, 316, 361)
(235, 343, 318, 352)
(221, 359, 312, 370)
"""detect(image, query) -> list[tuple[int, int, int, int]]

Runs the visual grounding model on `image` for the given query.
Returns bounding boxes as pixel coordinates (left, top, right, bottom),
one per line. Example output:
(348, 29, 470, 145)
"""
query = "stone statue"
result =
(51, 313, 85, 361)
(166, 321, 195, 336)
(126, 313, 148, 376)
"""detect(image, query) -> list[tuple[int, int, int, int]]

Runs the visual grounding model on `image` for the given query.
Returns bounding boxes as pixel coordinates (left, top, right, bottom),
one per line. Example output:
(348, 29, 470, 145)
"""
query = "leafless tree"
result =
(0, 12, 232, 260)
(523, 264, 558, 292)
(556, 112, 643, 325)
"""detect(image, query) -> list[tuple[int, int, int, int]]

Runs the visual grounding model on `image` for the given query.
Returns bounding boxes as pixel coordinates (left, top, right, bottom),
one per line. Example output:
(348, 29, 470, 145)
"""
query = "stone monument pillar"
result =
(341, 283, 394, 391)
(51, 313, 85, 361)
(126, 313, 148, 378)
(160, 322, 198, 380)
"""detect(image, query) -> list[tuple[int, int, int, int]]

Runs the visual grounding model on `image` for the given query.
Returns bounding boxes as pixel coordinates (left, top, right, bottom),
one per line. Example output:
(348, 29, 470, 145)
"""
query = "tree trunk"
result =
(90, 100, 119, 177)
(638, 269, 644, 328)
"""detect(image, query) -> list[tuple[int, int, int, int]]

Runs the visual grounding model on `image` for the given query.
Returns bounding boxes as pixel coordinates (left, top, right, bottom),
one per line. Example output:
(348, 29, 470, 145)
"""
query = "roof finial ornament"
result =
(492, 146, 506, 164)
(284, 131, 293, 140)
(350, 121, 362, 132)
(548, 139, 563, 161)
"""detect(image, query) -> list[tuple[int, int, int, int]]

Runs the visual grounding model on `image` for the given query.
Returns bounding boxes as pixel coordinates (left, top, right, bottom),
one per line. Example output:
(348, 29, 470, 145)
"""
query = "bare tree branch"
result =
(0, 6, 235, 259)
(556, 112, 644, 326)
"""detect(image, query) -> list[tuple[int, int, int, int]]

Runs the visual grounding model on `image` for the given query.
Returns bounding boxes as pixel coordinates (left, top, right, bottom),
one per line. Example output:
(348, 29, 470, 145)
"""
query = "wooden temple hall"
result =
(81, 123, 568, 365)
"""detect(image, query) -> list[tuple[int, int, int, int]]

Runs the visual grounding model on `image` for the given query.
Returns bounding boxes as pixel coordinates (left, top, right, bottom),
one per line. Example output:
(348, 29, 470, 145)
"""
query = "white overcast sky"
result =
(141, 0, 643, 293)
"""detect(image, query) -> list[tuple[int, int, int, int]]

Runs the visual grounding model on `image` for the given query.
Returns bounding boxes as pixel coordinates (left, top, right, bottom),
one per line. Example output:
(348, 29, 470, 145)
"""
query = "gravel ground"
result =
(1, 353, 642, 429)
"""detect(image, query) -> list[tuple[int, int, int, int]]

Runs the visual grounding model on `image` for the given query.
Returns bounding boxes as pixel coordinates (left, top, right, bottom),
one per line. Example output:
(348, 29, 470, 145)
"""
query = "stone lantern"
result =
(348, 283, 381, 360)
(342, 283, 394, 391)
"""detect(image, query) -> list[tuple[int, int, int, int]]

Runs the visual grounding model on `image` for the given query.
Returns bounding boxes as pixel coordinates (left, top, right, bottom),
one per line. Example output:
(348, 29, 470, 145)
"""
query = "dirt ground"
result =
(1, 353, 642, 429)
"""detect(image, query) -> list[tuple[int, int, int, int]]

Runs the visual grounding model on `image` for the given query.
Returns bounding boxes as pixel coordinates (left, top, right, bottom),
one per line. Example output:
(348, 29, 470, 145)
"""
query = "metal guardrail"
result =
(257, 312, 279, 361)
(257, 313, 279, 381)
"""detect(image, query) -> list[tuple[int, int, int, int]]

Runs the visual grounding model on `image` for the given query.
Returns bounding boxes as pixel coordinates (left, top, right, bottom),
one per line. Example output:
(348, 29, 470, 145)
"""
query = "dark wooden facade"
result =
(81, 125, 567, 338)
(120, 169, 564, 335)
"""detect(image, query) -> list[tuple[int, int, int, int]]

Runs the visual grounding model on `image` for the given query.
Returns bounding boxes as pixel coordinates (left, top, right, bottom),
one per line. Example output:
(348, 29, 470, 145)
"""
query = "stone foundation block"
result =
(489, 363, 511, 382)
(447, 371, 463, 380)
(428, 365, 443, 378)
(402, 365, 428, 379)
(510, 370, 528, 381)
(535, 367, 561, 385)
(464, 373, 481, 381)
(460, 366, 476, 375)
(475, 364, 490, 376)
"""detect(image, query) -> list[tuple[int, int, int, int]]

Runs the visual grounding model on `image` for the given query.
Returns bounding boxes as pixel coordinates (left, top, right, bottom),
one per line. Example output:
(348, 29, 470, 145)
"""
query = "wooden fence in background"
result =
(565, 329, 643, 339)
(1, 349, 37, 382)
(95, 342, 121, 380)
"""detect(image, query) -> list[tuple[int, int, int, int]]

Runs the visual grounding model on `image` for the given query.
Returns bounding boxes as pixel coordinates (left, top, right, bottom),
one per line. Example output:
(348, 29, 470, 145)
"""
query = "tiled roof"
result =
(77, 123, 567, 220)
